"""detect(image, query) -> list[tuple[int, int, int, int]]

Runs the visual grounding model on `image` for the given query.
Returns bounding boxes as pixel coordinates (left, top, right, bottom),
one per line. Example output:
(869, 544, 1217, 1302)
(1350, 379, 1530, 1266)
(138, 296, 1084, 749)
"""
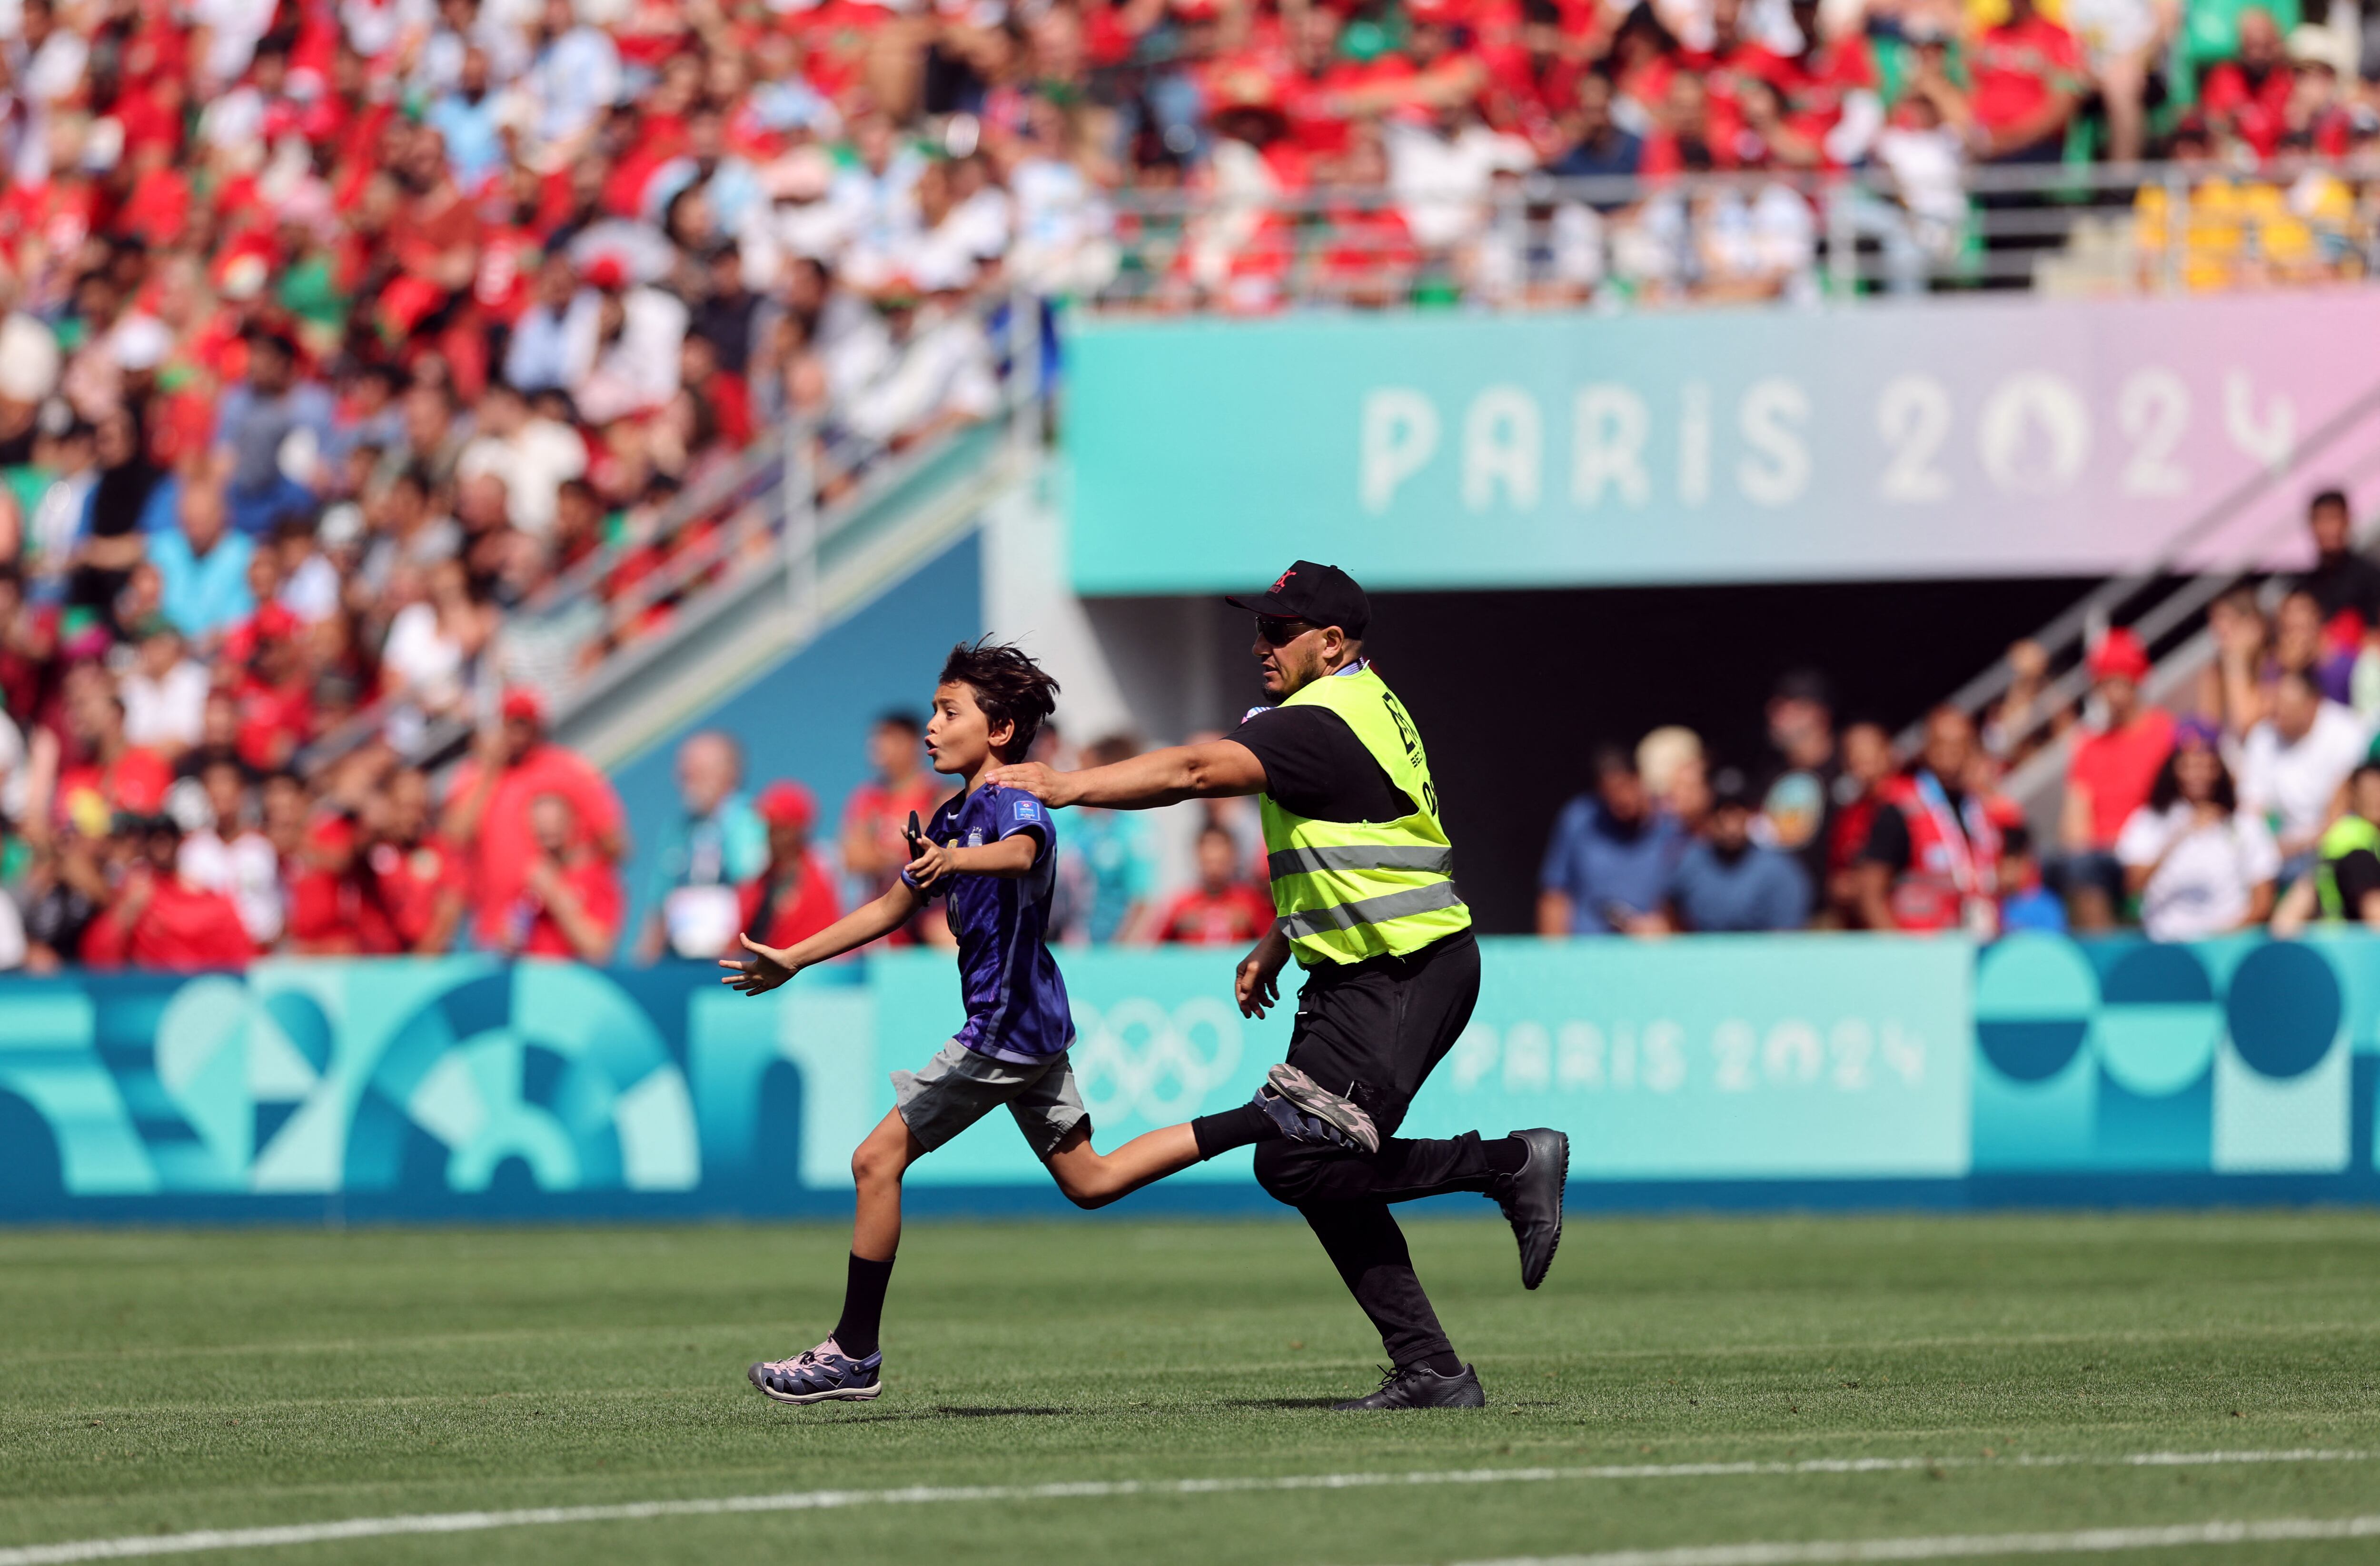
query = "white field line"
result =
(1454, 1515, 2380, 1566)
(0, 1449, 2366, 1566)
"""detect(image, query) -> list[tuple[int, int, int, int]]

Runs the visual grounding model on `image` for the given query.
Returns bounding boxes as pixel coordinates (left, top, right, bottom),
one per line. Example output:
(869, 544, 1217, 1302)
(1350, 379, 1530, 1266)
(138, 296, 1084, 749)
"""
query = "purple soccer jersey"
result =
(903, 783, 1074, 1062)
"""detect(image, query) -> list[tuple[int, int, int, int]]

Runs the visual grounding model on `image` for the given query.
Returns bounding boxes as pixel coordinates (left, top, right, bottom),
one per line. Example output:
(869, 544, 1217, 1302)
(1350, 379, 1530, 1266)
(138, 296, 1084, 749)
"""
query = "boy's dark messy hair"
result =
(939, 638, 1061, 763)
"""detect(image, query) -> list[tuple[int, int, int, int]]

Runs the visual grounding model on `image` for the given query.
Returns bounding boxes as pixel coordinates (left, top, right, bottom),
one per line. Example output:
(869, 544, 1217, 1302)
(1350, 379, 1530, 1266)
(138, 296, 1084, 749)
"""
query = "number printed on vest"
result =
(1382, 692, 1440, 817)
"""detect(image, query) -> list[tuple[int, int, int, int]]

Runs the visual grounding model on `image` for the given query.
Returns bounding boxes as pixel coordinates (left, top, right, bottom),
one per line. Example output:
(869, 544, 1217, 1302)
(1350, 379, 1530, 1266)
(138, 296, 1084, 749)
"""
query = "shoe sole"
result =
(1523, 1129, 1568, 1291)
(1267, 1065, 1381, 1154)
(748, 1362, 885, 1404)
(754, 1377, 885, 1405)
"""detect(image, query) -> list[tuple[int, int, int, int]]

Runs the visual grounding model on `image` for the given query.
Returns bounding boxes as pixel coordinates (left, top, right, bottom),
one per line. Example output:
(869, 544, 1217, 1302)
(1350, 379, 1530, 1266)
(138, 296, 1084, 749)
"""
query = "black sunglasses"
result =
(1255, 615, 1315, 647)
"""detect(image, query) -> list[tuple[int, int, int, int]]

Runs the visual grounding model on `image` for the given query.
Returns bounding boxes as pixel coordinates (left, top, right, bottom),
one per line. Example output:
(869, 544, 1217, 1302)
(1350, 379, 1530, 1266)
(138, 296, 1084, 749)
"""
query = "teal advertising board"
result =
(1401, 937, 1968, 1177)
(1065, 293, 2380, 593)
(1, 933, 2376, 1221)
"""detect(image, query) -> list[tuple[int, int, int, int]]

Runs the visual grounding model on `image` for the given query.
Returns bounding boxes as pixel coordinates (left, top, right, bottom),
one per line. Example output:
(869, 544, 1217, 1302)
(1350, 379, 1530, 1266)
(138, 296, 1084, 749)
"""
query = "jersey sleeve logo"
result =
(1011, 797, 1043, 824)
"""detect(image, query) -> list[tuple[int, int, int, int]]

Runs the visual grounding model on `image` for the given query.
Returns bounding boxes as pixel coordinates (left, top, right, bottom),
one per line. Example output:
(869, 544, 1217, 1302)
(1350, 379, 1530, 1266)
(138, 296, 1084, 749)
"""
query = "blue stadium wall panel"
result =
(606, 532, 982, 948)
(4, 931, 2379, 1224)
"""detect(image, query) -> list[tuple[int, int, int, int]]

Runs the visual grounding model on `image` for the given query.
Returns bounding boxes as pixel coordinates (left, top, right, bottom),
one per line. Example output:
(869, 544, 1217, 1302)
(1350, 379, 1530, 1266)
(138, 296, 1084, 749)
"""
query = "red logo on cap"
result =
(1270, 569, 1297, 593)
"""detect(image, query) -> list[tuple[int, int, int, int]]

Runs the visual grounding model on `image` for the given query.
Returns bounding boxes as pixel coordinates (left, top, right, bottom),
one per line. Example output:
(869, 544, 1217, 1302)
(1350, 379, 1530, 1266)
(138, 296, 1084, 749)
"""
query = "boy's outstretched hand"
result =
(720, 933, 796, 995)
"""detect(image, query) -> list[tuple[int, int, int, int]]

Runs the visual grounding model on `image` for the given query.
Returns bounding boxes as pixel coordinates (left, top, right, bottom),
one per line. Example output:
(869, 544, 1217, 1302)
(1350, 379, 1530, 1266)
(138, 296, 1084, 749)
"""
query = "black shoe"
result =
(1330, 1362, 1488, 1411)
(1489, 1127, 1568, 1290)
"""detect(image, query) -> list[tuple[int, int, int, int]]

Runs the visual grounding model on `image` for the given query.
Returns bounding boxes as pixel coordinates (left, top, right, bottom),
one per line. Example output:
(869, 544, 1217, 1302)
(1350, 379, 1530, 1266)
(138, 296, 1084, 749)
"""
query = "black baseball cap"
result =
(1225, 560, 1370, 638)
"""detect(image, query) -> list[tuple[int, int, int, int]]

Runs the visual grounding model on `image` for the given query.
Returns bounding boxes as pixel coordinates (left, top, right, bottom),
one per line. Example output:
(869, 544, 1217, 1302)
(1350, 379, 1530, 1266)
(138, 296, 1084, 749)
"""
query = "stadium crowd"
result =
(1537, 486, 2380, 940)
(4, 0, 2380, 967)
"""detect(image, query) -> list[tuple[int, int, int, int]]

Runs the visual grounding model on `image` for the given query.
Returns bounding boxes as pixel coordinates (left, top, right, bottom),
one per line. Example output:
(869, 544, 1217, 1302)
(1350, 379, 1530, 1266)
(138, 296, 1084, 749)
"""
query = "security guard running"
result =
(989, 560, 1567, 1410)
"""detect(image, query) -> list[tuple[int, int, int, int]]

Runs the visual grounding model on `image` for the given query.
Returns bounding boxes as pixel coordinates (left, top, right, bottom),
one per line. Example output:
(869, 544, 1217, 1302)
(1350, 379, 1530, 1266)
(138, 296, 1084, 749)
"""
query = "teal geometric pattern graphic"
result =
(1971, 934, 2350, 1174)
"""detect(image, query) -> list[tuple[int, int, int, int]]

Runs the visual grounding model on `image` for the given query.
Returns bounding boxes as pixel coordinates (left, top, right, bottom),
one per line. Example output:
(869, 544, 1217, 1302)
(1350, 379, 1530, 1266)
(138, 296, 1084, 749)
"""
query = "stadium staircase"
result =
(1921, 371, 2380, 832)
(311, 300, 1046, 777)
(530, 412, 1033, 772)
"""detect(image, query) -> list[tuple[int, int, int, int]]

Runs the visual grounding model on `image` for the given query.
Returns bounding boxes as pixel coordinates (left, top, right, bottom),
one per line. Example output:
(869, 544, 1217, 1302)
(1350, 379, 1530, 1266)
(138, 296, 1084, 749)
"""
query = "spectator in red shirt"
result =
(839, 709, 947, 946)
(1965, 0, 2087, 163)
(83, 813, 258, 971)
(735, 780, 842, 953)
(366, 766, 469, 954)
(1149, 825, 1278, 946)
(1825, 719, 1898, 926)
(229, 606, 316, 773)
(504, 792, 626, 963)
(2056, 628, 2175, 930)
(443, 687, 628, 949)
(284, 812, 403, 954)
(2199, 8, 2294, 159)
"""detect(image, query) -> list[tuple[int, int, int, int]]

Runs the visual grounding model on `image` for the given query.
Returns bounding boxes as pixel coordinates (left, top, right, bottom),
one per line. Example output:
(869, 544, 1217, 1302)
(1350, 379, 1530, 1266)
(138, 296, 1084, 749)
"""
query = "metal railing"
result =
(1907, 361, 2380, 828)
(299, 291, 1045, 777)
(1086, 156, 2380, 311)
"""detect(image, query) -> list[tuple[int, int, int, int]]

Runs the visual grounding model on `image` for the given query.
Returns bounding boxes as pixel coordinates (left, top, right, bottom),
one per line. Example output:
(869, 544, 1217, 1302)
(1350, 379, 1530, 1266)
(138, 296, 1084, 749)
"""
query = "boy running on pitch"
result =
(721, 639, 1371, 1404)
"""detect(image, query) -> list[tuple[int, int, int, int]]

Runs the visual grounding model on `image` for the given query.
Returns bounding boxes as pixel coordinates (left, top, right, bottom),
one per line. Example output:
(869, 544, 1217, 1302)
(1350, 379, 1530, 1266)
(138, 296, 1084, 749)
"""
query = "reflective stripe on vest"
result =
(1258, 662, 1470, 965)
(1278, 880, 1467, 940)
(1266, 844, 1457, 879)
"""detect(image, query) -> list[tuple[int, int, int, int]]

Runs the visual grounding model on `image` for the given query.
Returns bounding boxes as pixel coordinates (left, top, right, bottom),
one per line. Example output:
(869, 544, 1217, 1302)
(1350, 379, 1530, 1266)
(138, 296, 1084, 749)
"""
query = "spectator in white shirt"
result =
(456, 381, 586, 539)
(567, 258, 688, 425)
(120, 623, 210, 757)
(2234, 666, 2371, 877)
(175, 757, 285, 946)
(2115, 722, 2280, 941)
(381, 559, 488, 751)
(839, 278, 1000, 449)
(1386, 105, 1537, 255)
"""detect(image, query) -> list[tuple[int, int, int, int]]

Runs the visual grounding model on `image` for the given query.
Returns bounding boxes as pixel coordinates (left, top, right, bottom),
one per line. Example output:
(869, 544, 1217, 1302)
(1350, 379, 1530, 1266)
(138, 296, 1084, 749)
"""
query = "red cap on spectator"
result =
(307, 813, 357, 853)
(2325, 608, 2365, 654)
(755, 780, 817, 829)
(2086, 628, 2151, 684)
(583, 254, 629, 291)
(502, 686, 548, 725)
(114, 759, 171, 816)
(252, 603, 300, 644)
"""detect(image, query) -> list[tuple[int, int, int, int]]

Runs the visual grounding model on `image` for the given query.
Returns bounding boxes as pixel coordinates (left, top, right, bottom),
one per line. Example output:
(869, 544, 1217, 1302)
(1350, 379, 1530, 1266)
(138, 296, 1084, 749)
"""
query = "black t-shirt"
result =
(1229, 705, 1413, 824)
(2297, 552, 2380, 626)
(1755, 753, 1844, 885)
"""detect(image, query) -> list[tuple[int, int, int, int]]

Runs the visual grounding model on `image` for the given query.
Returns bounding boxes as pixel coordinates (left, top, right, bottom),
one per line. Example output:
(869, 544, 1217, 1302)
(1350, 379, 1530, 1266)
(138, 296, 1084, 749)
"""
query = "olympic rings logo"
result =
(1070, 996, 1246, 1125)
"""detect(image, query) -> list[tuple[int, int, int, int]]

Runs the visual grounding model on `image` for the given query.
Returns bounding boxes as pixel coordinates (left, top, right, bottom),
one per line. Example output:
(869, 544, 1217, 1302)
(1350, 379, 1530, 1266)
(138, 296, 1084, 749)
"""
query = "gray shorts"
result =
(891, 1041, 1088, 1158)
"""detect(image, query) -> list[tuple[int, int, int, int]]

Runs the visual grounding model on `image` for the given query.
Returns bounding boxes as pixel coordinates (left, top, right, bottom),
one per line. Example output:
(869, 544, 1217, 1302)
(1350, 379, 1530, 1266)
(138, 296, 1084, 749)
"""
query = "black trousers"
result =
(1252, 928, 1492, 1368)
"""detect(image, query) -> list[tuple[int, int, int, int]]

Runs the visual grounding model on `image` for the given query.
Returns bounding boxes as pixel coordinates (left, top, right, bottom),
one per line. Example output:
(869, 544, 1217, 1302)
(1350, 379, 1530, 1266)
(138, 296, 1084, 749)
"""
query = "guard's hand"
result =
(982, 762, 1076, 807)
(1236, 936, 1288, 1020)
(719, 932, 796, 995)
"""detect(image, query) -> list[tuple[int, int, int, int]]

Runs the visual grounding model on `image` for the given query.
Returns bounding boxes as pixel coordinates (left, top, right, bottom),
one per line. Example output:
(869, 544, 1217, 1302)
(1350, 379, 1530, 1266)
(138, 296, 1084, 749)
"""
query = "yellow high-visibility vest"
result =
(1258, 662, 1471, 966)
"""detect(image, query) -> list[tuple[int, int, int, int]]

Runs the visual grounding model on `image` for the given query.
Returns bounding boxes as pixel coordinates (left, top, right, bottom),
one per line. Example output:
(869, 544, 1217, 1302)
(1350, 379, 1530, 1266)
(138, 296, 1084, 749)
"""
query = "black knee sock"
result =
(832, 1253, 895, 1359)
(1191, 1101, 1279, 1160)
(1482, 1135, 1528, 1176)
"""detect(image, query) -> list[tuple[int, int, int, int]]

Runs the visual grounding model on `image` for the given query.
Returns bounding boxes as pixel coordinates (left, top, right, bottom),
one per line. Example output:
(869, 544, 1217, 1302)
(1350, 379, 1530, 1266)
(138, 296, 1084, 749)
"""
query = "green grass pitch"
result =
(7, 1209, 2380, 1564)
